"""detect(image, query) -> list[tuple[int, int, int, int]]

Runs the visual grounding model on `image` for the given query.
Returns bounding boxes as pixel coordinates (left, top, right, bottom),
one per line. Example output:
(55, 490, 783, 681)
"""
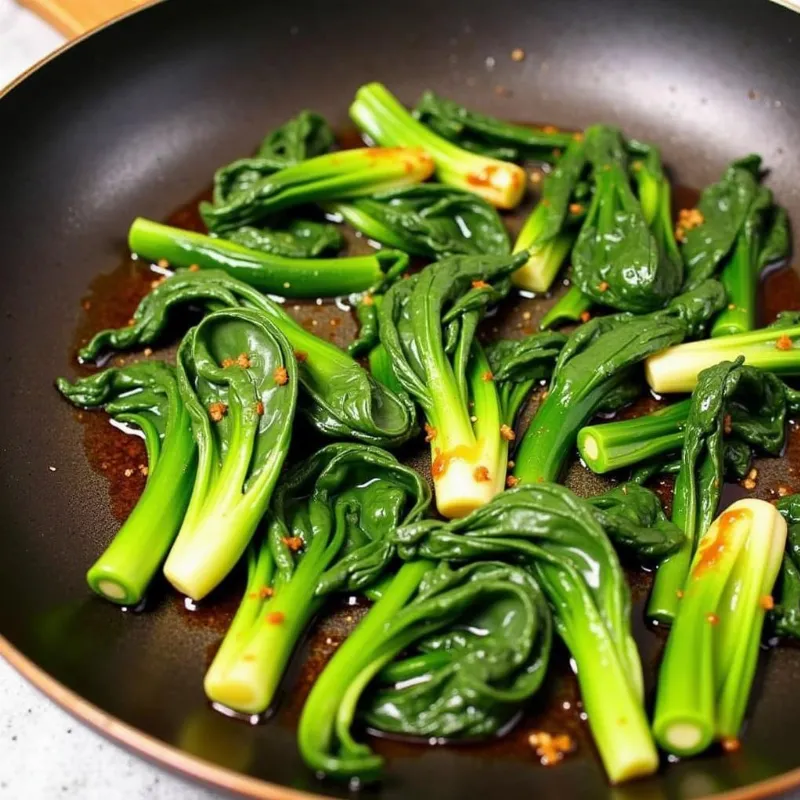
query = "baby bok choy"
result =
(512, 280, 726, 484)
(391, 483, 659, 783)
(773, 494, 800, 639)
(350, 83, 526, 209)
(298, 560, 552, 783)
(128, 218, 409, 298)
(200, 145, 435, 233)
(79, 269, 416, 447)
(653, 499, 787, 755)
(647, 360, 788, 623)
(377, 251, 528, 517)
(163, 308, 297, 600)
(56, 362, 196, 605)
(204, 443, 430, 715)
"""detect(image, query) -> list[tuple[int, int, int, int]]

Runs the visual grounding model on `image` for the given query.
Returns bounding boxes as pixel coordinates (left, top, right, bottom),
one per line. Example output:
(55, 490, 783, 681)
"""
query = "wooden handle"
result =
(17, 0, 152, 38)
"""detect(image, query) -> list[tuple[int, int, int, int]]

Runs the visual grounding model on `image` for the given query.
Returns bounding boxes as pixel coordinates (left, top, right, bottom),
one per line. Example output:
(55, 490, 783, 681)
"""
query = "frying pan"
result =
(1, 0, 800, 797)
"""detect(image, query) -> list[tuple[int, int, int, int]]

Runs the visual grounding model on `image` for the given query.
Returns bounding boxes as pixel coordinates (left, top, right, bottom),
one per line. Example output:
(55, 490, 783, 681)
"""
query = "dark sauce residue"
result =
(67, 127, 800, 770)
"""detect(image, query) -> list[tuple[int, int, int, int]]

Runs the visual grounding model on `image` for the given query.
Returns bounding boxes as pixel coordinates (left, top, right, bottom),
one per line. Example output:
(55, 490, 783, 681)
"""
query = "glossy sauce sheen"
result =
(68, 131, 800, 769)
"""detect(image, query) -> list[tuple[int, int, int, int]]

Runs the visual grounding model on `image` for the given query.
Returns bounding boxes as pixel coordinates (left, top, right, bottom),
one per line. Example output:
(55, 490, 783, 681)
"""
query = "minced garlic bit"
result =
(675, 208, 705, 242)
(265, 611, 285, 625)
(123, 468, 134, 478)
(208, 402, 228, 422)
(471, 280, 490, 289)
(507, 460, 515, 469)
(721, 737, 741, 753)
(728, 303, 737, 311)
(157, 258, 170, 269)
(143, 347, 153, 357)
(294, 350, 308, 362)
(742, 467, 759, 490)
(470, 415, 479, 423)
(139, 464, 148, 476)
(530, 171, 543, 184)
(510, 47, 526, 62)
(255, 401, 264, 416)
(528, 731, 574, 766)
(580, 311, 591, 323)
(777, 484, 792, 497)
(474, 466, 491, 482)
(500, 424, 516, 441)
(274, 366, 289, 385)
(362, 293, 374, 306)
(282, 536, 304, 552)
(760, 595, 775, 610)
(424, 423, 438, 443)
(237, 353, 252, 369)
(506, 475, 520, 488)
(522, 311, 532, 320)
(776, 334, 794, 351)
(482, 370, 494, 382)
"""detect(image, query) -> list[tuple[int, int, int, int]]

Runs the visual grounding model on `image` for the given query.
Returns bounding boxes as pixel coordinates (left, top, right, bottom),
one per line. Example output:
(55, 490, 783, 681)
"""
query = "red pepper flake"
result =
(221, 357, 236, 368)
(150, 277, 165, 289)
(506, 475, 520, 488)
(500, 424, 516, 441)
(362, 293, 374, 306)
(527, 731, 574, 766)
(294, 350, 308, 363)
(760, 595, 775, 610)
(572, 132, 584, 142)
(721, 738, 741, 753)
(157, 258, 170, 269)
(424, 423, 438, 443)
(265, 611, 285, 625)
(598, 281, 610, 292)
(466, 166, 500, 188)
(188, 264, 200, 272)
(208, 402, 228, 422)
(274, 366, 289, 385)
(542, 124, 559, 134)
(471, 280, 490, 289)
(474, 466, 491, 482)
(580, 311, 592, 323)
(255, 401, 264, 416)
(237, 352, 252, 369)
(776, 334, 794, 351)
(482, 370, 494, 382)
(510, 47, 526, 62)
(569, 202, 584, 214)
(250, 586, 274, 600)
(282, 536, 304, 552)
(707, 613, 720, 625)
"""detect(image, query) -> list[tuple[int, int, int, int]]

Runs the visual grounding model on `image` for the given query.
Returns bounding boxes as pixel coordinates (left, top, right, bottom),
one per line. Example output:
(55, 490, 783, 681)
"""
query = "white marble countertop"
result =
(0, 3, 222, 797)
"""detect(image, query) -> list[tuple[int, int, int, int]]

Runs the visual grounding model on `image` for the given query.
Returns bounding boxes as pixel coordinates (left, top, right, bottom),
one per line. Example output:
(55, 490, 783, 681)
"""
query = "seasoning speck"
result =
(500, 424, 516, 441)
(482, 370, 494, 382)
(474, 466, 491, 482)
(424, 423, 438, 443)
(266, 611, 285, 625)
(511, 47, 526, 62)
(527, 731, 574, 766)
(506, 475, 520, 488)
(208, 402, 228, 422)
(274, 366, 289, 385)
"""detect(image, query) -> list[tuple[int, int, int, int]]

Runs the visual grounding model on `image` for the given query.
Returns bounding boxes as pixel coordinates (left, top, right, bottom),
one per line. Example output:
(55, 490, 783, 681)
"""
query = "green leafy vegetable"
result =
(681, 157, 762, 289)
(774, 494, 800, 638)
(350, 83, 526, 209)
(646, 320, 800, 393)
(205, 443, 431, 714)
(513, 280, 726, 484)
(648, 359, 788, 622)
(653, 499, 786, 755)
(413, 90, 573, 160)
(571, 126, 682, 312)
(56, 362, 196, 605)
(163, 308, 297, 600)
(298, 559, 551, 783)
(392, 483, 658, 783)
(129, 218, 408, 298)
(201, 146, 435, 233)
(330, 183, 510, 257)
(378, 251, 527, 517)
(511, 136, 586, 292)
(80, 269, 416, 447)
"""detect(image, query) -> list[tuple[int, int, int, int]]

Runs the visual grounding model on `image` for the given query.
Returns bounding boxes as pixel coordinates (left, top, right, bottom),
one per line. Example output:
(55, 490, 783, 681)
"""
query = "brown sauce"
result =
(66, 126, 800, 770)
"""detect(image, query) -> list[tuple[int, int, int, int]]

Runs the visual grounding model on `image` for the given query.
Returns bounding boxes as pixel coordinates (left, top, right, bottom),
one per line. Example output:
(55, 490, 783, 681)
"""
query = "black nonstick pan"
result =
(2, 0, 800, 797)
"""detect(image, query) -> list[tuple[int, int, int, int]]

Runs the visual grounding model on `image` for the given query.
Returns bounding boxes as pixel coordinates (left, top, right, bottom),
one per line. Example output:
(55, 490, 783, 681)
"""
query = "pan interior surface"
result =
(1, 0, 799, 797)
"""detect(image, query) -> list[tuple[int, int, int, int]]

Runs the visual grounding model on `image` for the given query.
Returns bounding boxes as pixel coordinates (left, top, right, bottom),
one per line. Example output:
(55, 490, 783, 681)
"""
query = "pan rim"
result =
(0, 3, 798, 799)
